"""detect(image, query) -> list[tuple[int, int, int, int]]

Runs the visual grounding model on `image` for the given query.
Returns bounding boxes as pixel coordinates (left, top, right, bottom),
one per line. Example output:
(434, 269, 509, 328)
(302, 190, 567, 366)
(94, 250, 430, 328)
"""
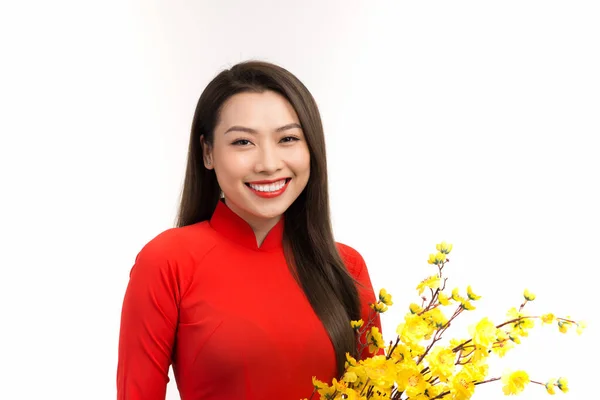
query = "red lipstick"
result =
(245, 178, 291, 199)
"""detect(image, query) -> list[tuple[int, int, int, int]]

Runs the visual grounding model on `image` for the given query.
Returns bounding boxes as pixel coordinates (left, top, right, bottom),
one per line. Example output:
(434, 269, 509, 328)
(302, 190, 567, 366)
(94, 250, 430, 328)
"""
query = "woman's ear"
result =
(200, 135, 214, 170)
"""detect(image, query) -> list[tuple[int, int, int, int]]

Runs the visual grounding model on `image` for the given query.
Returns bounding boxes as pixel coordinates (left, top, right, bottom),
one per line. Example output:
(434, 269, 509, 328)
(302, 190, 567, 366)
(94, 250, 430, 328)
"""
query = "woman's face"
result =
(202, 90, 311, 227)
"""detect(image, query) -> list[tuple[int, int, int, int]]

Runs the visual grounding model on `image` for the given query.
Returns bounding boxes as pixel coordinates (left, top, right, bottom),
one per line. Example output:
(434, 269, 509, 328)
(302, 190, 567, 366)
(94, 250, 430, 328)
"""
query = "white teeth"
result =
(248, 179, 287, 192)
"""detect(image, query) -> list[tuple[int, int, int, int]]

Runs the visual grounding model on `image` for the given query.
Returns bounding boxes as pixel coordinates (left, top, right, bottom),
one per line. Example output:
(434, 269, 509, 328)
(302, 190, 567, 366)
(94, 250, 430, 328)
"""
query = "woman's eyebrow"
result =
(224, 123, 302, 135)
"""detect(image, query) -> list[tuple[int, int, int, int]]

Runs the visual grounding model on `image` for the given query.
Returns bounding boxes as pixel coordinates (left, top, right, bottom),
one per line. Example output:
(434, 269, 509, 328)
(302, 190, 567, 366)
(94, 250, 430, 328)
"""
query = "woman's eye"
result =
(280, 136, 300, 143)
(232, 139, 251, 146)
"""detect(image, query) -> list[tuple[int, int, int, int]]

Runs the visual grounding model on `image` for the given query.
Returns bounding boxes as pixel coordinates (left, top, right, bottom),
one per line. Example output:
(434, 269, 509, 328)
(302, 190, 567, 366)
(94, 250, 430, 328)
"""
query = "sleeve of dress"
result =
(116, 240, 181, 400)
(352, 251, 385, 360)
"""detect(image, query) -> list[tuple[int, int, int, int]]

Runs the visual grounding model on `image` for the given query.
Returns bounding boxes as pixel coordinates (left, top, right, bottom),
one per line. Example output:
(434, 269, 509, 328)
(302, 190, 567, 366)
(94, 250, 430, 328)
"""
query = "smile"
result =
(245, 178, 291, 198)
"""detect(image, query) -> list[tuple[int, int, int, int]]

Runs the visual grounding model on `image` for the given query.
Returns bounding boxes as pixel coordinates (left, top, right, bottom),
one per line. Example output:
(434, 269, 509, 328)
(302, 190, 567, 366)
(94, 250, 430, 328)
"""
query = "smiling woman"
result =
(116, 60, 382, 400)
(200, 90, 311, 243)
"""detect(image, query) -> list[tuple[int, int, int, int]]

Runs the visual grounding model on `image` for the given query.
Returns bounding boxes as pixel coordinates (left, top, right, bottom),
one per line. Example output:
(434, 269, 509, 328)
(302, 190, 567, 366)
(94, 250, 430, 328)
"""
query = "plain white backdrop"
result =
(1, 1, 598, 399)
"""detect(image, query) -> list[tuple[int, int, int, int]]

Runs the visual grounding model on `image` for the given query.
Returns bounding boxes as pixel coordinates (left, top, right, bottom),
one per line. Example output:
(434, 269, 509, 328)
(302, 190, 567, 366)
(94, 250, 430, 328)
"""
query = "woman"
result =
(117, 60, 382, 399)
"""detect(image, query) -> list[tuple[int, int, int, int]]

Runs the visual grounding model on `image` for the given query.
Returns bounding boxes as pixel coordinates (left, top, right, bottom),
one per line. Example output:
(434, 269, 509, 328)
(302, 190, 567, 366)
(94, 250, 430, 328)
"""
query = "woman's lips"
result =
(245, 178, 291, 198)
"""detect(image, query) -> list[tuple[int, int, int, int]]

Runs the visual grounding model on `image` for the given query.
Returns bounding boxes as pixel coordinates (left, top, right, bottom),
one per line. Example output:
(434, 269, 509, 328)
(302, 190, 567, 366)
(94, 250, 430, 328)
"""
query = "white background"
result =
(1, 1, 598, 399)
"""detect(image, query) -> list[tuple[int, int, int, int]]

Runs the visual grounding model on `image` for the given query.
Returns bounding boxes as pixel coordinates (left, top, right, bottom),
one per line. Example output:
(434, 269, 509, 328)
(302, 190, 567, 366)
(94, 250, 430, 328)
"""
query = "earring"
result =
(220, 190, 225, 199)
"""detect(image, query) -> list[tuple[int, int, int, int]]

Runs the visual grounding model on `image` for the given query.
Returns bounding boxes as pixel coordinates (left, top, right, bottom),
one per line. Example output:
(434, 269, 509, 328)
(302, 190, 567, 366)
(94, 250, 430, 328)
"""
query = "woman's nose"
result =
(254, 145, 283, 174)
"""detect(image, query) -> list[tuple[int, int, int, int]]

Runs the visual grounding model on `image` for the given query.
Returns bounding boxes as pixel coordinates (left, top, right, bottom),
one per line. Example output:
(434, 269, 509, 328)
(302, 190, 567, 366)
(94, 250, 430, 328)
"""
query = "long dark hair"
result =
(176, 60, 361, 377)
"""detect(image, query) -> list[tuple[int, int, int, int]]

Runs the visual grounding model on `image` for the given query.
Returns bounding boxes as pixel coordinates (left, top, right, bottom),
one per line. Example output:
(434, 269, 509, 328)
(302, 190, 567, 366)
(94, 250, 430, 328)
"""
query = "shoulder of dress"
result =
(136, 221, 218, 266)
(335, 241, 366, 277)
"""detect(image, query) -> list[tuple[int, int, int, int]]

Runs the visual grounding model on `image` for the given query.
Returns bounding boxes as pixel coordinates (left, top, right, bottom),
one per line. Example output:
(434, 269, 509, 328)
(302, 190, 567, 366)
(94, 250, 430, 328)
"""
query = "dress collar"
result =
(209, 199, 285, 252)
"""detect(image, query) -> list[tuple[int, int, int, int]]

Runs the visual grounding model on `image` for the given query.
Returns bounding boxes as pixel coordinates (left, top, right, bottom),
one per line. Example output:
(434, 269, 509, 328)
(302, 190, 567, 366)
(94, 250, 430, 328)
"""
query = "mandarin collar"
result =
(209, 199, 284, 252)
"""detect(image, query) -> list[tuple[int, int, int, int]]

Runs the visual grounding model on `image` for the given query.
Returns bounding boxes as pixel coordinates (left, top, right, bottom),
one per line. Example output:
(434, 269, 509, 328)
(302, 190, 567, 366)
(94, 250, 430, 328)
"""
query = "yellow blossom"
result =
(492, 330, 514, 357)
(508, 333, 521, 344)
(312, 376, 336, 398)
(428, 252, 447, 265)
(450, 369, 475, 400)
(545, 378, 557, 394)
(351, 319, 364, 330)
(461, 300, 476, 311)
(557, 377, 569, 393)
(423, 307, 448, 329)
(342, 371, 358, 383)
(379, 288, 393, 306)
(397, 314, 433, 346)
(541, 313, 555, 324)
(469, 317, 497, 349)
(436, 241, 453, 254)
(451, 287, 463, 301)
(425, 346, 456, 382)
(370, 302, 388, 313)
(366, 327, 385, 354)
(576, 320, 587, 335)
(501, 370, 529, 395)
(492, 338, 513, 357)
(398, 366, 429, 398)
(409, 303, 422, 314)
(307, 244, 582, 399)
(465, 362, 488, 383)
(345, 353, 358, 368)
(506, 307, 534, 337)
(416, 275, 441, 295)
(438, 291, 451, 306)
(425, 383, 449, 398)
(523, 288, 536, 301)
(467, 285, 481, 300)
(558, 320, 571, 334)
(362, 355, 395, 389)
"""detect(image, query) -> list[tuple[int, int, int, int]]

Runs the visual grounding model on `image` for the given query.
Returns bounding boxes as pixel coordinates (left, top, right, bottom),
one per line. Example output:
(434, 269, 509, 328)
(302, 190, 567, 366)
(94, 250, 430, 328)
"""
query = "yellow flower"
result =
(345, 353, 358, 368)
(416, 275, 441, 295)
(450, 370, 475, 400)
(541, 313, 555, 324)
(312, 376, 326, 389)
(545, 378, 557, 395)
(362, 355, 395, 389)
(390, 343, 414, 365)
(397, 314, 432, 346)
(400, 367, 429, 398)
(557, 377, 569, 393)
(508, 332, 521, 344)
(464, 362, 488, 383)
(409, 303, 423, 314)
(469, 317, 497, 349)
(467, 285, 481, 300)
(451, 287, 463, 301)
(331, 378, 350, 395)
(558, 320, 571, 334)
(428, 252, 447, 265)
(492, 338, 514, 357)
(523, 288, 536, 301)
(379, 288, 393, 306)
(342, 371, 358, 383)
(423, 307, 448, 329)
(438, 292, 451, 306)
(501, 370, 529, 395)
(351, 319, 364, 330)
(576, 320, 587, 335)
(436, 241, 453, 254)
(370, 302, 388, 313)
(425, 383, 449, 398)
(366, 327, 385, 354)
(425, 346, 456, 382)
(506, 307, 534, 337)
(461, 300, 476, 311)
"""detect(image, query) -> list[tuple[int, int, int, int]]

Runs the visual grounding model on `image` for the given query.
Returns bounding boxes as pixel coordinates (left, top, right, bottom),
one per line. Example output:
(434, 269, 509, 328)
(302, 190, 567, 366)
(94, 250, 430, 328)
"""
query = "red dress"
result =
(117, 200, 382, 399)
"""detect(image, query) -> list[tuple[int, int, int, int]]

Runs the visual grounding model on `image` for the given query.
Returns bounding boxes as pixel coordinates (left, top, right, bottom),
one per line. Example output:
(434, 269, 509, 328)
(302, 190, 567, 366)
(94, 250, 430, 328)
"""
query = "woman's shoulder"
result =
(336, 242, 367, 277)
(134, 221, 218, 267)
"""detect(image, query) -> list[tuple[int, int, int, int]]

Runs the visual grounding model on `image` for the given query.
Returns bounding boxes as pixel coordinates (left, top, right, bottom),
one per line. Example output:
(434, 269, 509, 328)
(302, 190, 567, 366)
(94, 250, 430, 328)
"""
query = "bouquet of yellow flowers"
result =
(308, 242, 585, 400)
